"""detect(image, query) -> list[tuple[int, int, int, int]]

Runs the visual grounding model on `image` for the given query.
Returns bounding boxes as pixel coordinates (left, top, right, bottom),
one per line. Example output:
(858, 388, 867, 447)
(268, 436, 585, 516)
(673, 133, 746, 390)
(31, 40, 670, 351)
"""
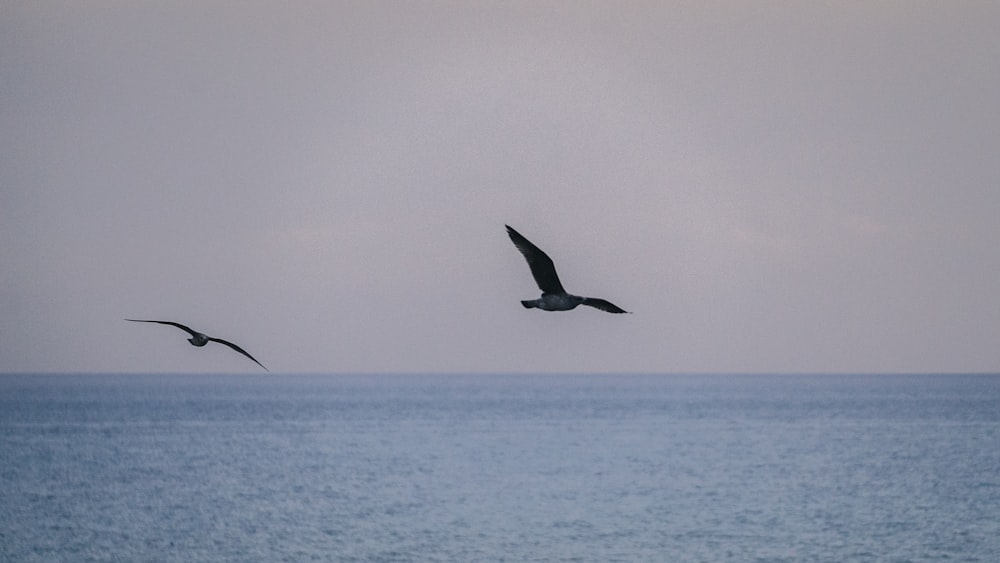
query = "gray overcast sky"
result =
(3, 2, 999, 374)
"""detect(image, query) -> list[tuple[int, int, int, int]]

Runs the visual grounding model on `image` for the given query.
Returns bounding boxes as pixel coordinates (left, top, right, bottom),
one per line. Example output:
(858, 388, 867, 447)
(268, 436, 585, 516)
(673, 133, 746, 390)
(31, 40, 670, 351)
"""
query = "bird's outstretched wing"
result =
(125, 319, 199, 337)
(207, 337, 269, 371)
(506, 225, 565, 294)
(581, 298, 630, 314)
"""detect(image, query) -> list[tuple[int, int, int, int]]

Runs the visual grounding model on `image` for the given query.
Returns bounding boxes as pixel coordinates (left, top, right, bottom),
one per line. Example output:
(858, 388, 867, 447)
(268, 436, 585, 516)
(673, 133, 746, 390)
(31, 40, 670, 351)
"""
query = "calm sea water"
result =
(1, 374, 998, 562)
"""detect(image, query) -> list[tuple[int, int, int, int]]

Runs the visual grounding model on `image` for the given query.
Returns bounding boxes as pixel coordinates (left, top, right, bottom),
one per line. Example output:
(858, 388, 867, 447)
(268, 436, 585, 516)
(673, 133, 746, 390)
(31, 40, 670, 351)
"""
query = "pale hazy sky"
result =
(3, 2, 999, 374)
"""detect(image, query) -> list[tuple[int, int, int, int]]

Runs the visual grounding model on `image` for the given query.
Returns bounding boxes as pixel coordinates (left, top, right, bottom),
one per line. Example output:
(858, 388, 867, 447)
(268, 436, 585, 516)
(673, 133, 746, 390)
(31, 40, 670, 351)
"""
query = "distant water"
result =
(1, 374, 998, 562)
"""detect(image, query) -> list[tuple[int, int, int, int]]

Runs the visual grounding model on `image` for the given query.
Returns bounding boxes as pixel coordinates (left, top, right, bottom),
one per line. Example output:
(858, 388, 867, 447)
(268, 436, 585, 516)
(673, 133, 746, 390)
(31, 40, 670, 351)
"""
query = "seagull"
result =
(506, 225, 630, 314)
(125, 319, 268, 371)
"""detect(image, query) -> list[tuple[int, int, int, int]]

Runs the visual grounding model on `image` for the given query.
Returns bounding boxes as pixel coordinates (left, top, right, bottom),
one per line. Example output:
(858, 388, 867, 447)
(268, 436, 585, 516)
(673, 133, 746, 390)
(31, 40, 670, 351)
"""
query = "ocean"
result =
(1, 374, 998, 562)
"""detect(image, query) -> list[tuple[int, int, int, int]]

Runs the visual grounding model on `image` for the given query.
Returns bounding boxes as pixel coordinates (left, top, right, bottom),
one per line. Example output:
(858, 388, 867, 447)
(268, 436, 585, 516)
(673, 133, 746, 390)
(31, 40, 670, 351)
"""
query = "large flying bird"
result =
(506, 225, 629, 314)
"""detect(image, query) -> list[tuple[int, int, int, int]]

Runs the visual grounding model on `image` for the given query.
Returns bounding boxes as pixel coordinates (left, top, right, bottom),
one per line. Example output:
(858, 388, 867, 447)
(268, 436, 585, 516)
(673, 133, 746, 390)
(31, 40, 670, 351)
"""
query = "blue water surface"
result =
(1, 373, 998, 562)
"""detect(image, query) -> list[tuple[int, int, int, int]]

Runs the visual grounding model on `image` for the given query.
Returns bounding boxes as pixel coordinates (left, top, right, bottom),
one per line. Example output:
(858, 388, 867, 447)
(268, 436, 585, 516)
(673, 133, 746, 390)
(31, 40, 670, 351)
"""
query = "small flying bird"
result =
(125, 319, 268, 371)
(506, 225, 630, 314)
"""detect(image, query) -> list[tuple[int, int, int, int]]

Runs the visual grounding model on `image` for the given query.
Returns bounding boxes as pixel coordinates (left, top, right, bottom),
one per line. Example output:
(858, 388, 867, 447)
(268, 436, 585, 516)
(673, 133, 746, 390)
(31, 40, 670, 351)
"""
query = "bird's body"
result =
(126, 319, 268, 371)
(184, 331, 210, 347)
(522, 293, 585, 311)
(506, 225, 629, 314)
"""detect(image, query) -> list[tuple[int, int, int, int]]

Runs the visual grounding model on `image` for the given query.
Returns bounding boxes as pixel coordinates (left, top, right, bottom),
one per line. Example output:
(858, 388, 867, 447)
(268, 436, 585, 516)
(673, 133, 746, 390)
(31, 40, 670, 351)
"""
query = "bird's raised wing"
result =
(125, 319, 199, 337)
(506, 225, 565, 294)
(581, 298, 630, 314)
(207, 337, 269, 371)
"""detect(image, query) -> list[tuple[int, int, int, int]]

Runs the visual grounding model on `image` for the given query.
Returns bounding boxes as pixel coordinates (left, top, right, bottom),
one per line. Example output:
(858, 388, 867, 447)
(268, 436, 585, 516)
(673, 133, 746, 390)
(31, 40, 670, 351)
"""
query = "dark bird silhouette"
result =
(125, 319, 268, 371)
(506, 225, 629, 314)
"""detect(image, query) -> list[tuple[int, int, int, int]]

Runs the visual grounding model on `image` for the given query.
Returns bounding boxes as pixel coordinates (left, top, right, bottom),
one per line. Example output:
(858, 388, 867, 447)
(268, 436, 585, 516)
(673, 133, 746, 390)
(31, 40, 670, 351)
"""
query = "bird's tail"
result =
(521, 300, 537, 309)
